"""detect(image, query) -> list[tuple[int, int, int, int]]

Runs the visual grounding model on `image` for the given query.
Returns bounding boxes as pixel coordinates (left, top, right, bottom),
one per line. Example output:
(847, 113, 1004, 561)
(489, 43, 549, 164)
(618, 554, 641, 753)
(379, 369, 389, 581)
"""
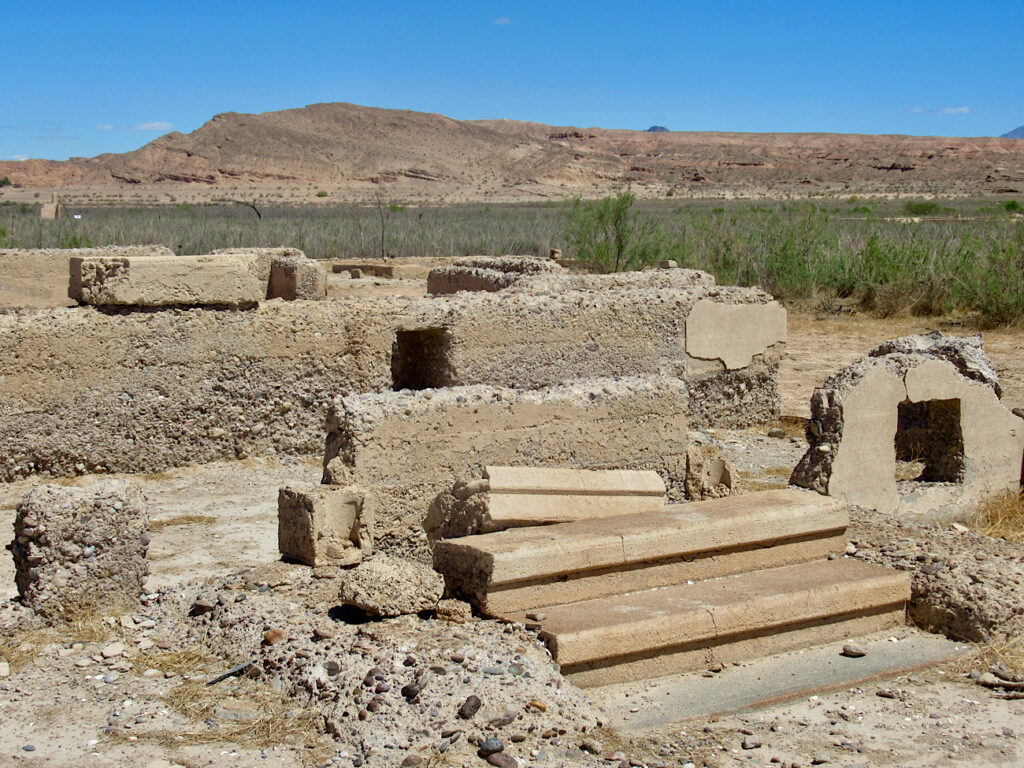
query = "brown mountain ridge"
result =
(2, 102, 1024, 202)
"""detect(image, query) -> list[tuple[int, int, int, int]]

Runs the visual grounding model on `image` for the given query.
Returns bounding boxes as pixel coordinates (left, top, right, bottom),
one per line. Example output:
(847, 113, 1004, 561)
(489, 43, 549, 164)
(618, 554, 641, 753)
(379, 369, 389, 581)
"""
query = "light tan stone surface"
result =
(277, 484, 373, 567)
(826, 363, 907, 512)
(69, 253, 266, 306)
(685, 299, 787, 370)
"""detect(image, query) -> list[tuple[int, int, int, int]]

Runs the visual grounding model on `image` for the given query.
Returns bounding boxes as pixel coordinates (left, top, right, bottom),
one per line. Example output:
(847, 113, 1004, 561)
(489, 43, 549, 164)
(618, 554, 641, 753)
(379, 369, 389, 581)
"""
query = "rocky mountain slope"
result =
(3, 102, 1024, 201)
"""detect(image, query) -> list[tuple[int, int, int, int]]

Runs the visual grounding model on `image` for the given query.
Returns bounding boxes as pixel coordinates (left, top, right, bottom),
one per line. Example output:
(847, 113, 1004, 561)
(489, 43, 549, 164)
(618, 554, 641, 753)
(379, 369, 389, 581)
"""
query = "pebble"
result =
(768, 427, 787, 438)
(23, 745, 35, 752)
(103, 672, 119, 684)
(742, 737, 762, 750)
(487, 754, 517, 768)
(101, 642, 125, 659)
(841, 643, 866, 658)
(478, 738, 504, 756)
(459, 694, 482, 719)
(482, 666, 505, 675)
(263, 628, 287, 645)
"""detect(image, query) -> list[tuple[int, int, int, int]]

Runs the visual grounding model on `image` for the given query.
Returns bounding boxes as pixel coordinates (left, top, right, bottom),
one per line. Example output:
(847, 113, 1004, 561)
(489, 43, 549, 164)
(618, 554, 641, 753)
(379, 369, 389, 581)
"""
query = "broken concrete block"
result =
(684, 444, 737, 500)
(11, 480, 149, 621)
(267, 254, 327, 300)
(425, 465, 667, 539)
(337, 554, 444, 616)
(685, 299, 787, 370)
(69, 253, 266, 307)
(792, 334, 1024, 517)
(277, 485, 373, 567)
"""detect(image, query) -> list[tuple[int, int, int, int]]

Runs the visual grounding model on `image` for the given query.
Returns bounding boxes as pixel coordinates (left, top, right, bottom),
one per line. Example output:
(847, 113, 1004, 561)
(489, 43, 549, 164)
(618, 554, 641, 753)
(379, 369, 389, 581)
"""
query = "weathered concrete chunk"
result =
(278, 485, 373, 567)
(337, 554, 444, 616)
(870, 331, 1002, 397)
(425, 465, 667, 539)
(69, 253, 266, 307)
(427, 256, 564, 294)
(214, 247, 326, 300)
(685, 299, 787, 370)
(792, 334, 1024, 516)
(11, 480, 149, 621)
(684, 444, 737, 500)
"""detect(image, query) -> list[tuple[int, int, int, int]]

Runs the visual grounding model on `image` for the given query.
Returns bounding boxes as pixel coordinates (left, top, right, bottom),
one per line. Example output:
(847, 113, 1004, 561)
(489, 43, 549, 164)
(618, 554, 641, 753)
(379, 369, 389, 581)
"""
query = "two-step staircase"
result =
(432, 475, 910, 688)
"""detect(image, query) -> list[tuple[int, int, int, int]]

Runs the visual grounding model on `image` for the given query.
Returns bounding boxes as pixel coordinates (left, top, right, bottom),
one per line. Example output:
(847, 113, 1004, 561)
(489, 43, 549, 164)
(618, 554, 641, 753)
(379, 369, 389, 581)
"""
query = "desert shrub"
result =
(563, 188, 664, 272)
(1004, 200, 1022, 212)
(0, 177, 12, 188)
(903, 200, 941, 216)
(315, 191, 328, 198)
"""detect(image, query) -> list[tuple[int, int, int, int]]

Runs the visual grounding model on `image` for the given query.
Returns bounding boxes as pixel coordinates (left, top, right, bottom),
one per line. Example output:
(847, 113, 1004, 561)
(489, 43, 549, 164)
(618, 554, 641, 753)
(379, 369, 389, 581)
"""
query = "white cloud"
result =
(493, 16, 511, 25)
(2, 154, 29, 161)
(912, 106, 970, 116)
(97, 121, 173, 132)
(133, 121, 173, 131)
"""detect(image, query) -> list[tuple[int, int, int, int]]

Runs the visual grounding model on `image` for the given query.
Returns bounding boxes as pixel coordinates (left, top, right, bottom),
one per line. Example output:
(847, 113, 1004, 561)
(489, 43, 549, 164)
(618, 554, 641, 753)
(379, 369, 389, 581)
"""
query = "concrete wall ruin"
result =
(792, 333, 1024, 518)
(321, 377, 690, 560)
(0, 256, 786, 482)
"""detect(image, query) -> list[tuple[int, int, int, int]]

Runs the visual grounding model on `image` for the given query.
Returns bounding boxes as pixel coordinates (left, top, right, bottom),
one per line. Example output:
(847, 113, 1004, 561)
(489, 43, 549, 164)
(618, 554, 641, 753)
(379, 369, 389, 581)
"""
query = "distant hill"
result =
(2, 102, 1024, 201)
(646, 125, 669, 133)
(1002, 125, 1024, 139)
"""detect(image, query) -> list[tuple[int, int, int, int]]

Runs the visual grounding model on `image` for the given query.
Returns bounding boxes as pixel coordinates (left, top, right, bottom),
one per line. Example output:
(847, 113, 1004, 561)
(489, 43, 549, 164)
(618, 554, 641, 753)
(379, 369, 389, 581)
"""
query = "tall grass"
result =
(2, 197, 1022, 324)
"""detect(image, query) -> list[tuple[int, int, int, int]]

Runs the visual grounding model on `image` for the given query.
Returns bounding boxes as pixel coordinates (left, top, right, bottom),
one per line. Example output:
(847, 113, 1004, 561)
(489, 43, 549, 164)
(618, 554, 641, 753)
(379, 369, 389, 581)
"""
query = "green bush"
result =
(0, 177, 12, 188)
(1005, 200, 1022, 212)
(563, 188, 663, 272)
(315, 191, 328, 198)
(903, 200, 941, 216)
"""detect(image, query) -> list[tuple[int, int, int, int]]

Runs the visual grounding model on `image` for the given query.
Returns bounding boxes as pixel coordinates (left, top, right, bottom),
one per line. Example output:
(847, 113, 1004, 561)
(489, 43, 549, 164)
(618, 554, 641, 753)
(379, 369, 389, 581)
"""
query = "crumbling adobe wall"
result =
(0, 300, 399, 480)
(323, 377, 689, 561)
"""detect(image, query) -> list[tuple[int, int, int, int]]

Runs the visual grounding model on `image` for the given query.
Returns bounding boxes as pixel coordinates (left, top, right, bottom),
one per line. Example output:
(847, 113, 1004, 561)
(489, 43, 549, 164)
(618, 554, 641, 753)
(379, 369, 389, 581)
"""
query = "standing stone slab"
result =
(11, 481, 149, 621)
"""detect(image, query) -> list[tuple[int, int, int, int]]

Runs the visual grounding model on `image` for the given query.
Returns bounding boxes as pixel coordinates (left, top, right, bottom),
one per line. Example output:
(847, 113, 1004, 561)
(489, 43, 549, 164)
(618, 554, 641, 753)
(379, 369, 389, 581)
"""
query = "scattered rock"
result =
(841, 643, 866, 658)
(338, 555, 444, 616)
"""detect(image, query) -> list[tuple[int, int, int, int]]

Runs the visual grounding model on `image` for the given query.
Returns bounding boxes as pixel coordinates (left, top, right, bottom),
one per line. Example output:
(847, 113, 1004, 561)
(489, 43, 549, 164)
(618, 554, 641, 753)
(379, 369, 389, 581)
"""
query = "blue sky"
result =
(3, 1, 1022, 161)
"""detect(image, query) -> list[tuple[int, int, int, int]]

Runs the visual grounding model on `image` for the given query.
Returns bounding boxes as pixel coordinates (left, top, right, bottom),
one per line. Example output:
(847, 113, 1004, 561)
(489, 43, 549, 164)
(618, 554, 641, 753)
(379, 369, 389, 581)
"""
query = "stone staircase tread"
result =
(509, 559, 909, 667)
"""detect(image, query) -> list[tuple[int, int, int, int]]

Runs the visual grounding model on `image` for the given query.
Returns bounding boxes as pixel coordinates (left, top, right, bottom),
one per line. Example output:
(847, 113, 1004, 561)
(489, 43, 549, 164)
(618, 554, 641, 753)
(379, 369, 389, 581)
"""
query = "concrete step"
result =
(433, 489, 847, 614)
(507, 558, 910, 688)
(599, 629, 969, 729)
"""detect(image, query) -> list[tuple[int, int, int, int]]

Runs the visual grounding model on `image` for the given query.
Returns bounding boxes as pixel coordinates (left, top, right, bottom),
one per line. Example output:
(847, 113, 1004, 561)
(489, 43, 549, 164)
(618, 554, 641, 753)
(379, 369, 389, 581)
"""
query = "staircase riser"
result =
(564, 606, 906, 688)
(483, 533, 847, 615)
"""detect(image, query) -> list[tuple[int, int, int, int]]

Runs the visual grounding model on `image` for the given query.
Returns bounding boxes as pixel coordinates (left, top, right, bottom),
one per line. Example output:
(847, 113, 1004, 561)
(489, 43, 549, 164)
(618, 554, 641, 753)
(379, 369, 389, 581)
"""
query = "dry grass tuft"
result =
(0, 627, 50, 672)
(948, 635, 1024, 678)
(136, 646, 218, 675)
(149, 514, 218, 531)
(965, 491, 1024, 542)
(125, 678, 321, 749)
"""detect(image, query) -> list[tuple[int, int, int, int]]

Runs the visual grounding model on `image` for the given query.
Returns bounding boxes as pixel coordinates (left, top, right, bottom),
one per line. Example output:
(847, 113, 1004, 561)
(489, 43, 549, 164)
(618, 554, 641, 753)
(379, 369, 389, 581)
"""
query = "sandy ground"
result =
(2, 310, 1023, 766)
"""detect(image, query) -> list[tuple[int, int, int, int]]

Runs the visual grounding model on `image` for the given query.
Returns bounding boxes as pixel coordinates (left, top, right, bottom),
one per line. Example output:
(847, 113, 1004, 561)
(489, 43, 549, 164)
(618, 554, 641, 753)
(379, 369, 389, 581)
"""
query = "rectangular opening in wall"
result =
(391, 327, 456, 391)
(895, 398, 964, 483)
